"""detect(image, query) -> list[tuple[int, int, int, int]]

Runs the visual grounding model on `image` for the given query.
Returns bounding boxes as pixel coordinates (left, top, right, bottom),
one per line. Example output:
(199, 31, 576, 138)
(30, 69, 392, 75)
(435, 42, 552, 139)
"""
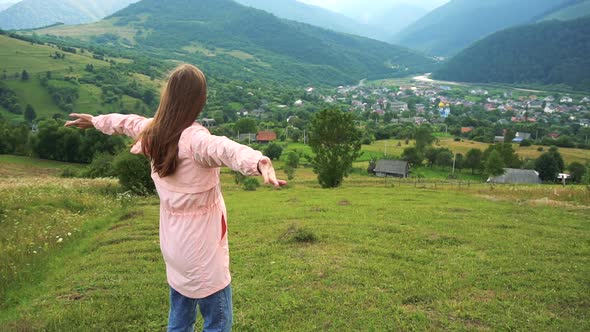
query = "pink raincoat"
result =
(93, 114, 266, 298)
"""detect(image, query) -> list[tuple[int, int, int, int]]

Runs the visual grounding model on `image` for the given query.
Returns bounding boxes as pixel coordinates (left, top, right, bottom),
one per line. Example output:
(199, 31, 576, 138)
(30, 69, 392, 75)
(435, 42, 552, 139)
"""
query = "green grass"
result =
(4, 79, 63, 119)
(0, 34, 151, 120)
(1, 159, 589, 331)
(0, 35, 107, 75)
(0, 155, 85, 177)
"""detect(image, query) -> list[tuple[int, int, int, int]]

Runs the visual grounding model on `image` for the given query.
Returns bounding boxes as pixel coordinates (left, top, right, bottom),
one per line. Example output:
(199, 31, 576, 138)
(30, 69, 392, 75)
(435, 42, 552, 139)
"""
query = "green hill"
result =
(391, 0, 571, 56)
(433, 16, 590, 91)
(38, 0, 437, 86)
(0, 0, 139, 30)
(0, 33, 154, 122)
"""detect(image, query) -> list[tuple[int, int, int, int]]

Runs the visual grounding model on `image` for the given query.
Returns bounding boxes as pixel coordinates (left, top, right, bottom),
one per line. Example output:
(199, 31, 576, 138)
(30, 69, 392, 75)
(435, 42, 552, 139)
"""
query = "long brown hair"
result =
(140, 64, 207, 177)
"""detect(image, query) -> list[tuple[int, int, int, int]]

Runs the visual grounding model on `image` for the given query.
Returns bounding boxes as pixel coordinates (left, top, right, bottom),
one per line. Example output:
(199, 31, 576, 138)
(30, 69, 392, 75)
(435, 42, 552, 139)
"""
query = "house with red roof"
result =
(256, 131, 277, 144)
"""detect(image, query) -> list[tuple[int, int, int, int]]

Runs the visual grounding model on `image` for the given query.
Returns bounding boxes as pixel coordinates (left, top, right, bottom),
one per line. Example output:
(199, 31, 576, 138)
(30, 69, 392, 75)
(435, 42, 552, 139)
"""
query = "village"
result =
(195, 78, 590, 185)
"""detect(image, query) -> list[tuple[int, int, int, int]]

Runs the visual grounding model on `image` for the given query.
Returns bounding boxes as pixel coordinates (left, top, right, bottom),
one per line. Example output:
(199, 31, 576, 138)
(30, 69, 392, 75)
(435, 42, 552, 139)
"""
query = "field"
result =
(0, 156, 589, 331)
(0, 36, 107, 76)
(37, 19, 139, 43)
(0, 34, 153, 121)
(363, 137, 590, 165)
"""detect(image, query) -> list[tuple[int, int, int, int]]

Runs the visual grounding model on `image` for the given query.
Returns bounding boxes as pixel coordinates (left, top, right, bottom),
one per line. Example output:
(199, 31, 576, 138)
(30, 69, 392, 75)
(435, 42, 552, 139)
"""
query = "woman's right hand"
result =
(65, 113, 95, 129)
(258, 157, 288, 188)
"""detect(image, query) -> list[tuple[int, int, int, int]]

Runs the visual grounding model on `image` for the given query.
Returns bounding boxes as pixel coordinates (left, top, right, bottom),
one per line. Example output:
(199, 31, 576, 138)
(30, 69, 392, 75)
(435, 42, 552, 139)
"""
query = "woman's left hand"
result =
(258, 158, 288, 188)
(65, 113, 95, 129)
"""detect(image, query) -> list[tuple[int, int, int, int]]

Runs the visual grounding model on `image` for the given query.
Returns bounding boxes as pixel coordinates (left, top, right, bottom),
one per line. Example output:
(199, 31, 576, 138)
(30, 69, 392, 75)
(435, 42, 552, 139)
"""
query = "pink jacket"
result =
(93, 114, 265, 299)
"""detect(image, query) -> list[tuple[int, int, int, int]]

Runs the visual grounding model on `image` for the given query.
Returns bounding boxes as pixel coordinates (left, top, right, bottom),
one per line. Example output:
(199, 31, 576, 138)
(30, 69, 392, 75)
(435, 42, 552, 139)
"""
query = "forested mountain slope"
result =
(434, 16, 590, 90)
(392, 0, 571, 56)
(39, 0, 436, 85)
(234, 0, 386, 41)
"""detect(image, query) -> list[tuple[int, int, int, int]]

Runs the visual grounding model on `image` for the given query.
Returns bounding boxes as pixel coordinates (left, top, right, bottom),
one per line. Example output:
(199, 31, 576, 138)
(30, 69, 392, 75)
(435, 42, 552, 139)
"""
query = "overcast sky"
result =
(298, 0, 450, 12)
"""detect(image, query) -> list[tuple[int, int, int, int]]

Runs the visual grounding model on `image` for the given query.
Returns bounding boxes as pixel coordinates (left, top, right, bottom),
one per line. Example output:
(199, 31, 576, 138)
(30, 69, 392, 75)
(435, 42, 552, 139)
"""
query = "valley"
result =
(0, 1, 588, 331)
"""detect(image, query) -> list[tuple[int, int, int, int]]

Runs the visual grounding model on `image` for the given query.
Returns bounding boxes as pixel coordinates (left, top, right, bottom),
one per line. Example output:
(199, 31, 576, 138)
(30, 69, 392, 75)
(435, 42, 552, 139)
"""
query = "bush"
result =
(111, 151, 154, 195)
(263, 142, 283, 160)
(284, 151, 300, 169)
(284, 165, 295, 180)
(519, 139, 532, 147)
(81, 153, 114, 178)
(537, 147, 544, 152)
(242, 177, 260, 191)
(454, 137, 461, 142)
(279, 224, 317, 244)
(232, 170, 246, 185)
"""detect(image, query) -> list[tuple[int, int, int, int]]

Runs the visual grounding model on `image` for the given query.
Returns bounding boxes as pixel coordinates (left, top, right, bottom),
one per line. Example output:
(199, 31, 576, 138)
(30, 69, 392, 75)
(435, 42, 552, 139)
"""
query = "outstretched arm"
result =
(65, 113, 151, 139)
(190, 127, 287, 188)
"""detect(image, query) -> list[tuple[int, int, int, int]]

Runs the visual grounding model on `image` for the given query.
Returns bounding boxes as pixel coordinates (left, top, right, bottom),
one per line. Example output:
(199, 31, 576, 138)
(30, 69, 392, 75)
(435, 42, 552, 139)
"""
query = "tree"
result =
(414, 126, 435, 152)
(402, 147, 423, 166)
(234, 117, 257, 134)
(309, 108, 361, 188)
(367, 159, 376, 174)
(284, 166, 295, 180)
(485, 150, 505, 177)
(112, 151, 155, 195)
(24, 104, 36, 123)
(465, 149, 483, 175)
(484, 143, 521, 168)
(535, 150, 564, 182)
(424, 147, 439, 167)
(455, 153, 464, 171)
(435, 150, 454, 169)
(263, 142, 283, 160)
(548, 146, 565, 172)
(21, 70, 29, 81)
(567, 162, 586, 184)
(142, 89, 155, 106)
(284, 151, 300, 169)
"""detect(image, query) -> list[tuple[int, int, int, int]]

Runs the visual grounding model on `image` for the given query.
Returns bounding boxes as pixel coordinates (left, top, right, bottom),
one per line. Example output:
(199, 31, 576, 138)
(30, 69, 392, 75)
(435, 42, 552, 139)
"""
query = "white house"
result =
(560, 96, 573, 103)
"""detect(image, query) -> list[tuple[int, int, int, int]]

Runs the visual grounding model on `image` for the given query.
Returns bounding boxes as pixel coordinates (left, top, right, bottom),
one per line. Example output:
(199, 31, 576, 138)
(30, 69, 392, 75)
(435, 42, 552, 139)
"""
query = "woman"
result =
(66, 64, 287, 332)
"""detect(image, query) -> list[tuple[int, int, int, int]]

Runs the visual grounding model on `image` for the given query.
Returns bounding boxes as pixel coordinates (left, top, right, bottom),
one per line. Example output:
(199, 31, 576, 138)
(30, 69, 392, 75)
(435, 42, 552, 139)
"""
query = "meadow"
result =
(0, 155, 589, 331)
(362, 137, 590, 165)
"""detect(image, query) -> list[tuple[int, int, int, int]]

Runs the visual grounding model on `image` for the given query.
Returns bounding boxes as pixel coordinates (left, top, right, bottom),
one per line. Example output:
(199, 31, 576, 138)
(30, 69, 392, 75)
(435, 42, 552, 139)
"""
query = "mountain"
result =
(0, 1, 18, 12)
(234, 0, 386, 41)
(0, 0, 139, 30)
(38, 0, 436, 86)
(433, 16, 590, 90)
(376, 3, 428, 37)
(392, 0, 571, 56)
(539, 0, 590, 21)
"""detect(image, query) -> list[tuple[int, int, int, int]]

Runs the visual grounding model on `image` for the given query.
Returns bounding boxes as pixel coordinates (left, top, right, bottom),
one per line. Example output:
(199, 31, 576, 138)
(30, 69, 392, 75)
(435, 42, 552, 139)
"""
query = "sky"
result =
(298, 0, 450, 12)
(0, 0, 450, 8)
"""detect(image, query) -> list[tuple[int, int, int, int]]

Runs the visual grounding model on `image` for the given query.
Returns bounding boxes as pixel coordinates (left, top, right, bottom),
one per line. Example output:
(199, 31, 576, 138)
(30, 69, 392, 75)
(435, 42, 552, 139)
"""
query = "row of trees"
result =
(399, 135, 587, 183)
(0, 117, 126, 163)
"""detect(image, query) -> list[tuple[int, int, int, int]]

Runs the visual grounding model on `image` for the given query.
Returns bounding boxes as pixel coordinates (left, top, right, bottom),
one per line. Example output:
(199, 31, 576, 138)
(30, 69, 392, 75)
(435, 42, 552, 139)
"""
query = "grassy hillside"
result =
(38, 0, 436, 86)
(0, 34, 106, 74)
(433, 16, 590, 91)
(0, 0, 139, 30)
(0, 159, 589, 330)
(392, 0, 570, 56)
(0, 34, 155, 122)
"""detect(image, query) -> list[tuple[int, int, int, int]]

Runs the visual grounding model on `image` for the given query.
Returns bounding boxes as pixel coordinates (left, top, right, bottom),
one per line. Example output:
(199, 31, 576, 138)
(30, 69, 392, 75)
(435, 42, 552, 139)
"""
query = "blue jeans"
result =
(168, 284, 233, 332)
